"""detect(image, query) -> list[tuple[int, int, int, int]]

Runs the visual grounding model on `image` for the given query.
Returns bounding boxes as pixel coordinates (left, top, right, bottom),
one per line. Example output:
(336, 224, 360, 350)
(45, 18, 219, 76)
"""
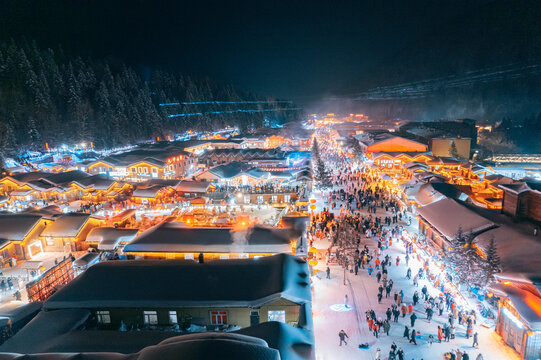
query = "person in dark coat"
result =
(403, 325, 410, 339)
(410, 312, 417, 327)
(338, 329, 349, 346)
(397, 347, 405, 360)
(409, 329, 417, 345)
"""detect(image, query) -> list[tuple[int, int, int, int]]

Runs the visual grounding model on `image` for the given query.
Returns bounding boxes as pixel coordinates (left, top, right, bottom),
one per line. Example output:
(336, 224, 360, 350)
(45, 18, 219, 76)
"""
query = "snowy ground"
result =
(311, 191, 520, 360)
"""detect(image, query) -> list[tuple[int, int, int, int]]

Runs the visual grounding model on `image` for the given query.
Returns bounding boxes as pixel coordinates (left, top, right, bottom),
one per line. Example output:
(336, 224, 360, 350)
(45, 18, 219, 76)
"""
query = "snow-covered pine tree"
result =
(315, 158, 332, 189)
(444, 227, 468, 283)
(483, 237, 501, 286)
(311, 138, 320, 161)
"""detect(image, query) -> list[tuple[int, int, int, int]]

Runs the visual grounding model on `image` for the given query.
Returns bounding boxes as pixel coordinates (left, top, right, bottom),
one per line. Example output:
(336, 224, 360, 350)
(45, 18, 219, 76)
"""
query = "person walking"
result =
(326, 266, 330, 279)
(410, 312, 417, 327)
(338, 329, 348, 346)
(462, 351, 470, 360)
(397, 347, 405, 360)
(437, 325, 443, 343)
(344, 294, 349, 308)
(472, 332, 479, 348)
(375, 348, 381, 360)
(409, 329, 417, 345)
(383, 320, 390, 336)
(403, 325, 410, 339)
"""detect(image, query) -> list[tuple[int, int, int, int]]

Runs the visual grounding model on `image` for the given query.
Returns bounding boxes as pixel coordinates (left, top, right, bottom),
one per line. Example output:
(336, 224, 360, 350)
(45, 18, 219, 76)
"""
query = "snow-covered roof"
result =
(176, 180, 213, 193)
(474, 226, 541, 274)
(73, 175, 116, 190)
(23, 205, 63, 219)
(44, 254, 311, 310)
(415, 183, 468, 206)
(0, 313, 312, 359)
(416, 198, 495, 239)
(40, 213, 94, 238)
(488, 283, 541, 330)
(86, 227, 138, 250)
(72, 252, 100, 268)
(132, 184, 170, 198)
(123, 222, 298, 254)
(0, 214, 43, 241)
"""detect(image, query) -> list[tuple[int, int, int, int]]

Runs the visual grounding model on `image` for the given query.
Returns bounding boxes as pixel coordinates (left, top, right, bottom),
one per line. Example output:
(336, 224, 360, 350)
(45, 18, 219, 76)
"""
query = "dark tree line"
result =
(0, 39, 301, 158)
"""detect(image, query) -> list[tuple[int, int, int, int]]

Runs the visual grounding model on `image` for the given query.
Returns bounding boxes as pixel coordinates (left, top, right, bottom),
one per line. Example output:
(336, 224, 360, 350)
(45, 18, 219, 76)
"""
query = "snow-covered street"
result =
(312, 236, 521, 360)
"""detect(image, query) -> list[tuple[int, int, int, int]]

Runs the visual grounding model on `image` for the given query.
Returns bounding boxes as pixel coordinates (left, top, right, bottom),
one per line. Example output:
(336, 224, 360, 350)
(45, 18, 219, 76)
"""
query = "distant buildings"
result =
(83, 143, 197, 181)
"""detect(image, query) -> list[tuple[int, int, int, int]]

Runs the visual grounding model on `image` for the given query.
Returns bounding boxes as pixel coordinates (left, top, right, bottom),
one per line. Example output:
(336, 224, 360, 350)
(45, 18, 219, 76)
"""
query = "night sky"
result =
(0, 0, 534, 101)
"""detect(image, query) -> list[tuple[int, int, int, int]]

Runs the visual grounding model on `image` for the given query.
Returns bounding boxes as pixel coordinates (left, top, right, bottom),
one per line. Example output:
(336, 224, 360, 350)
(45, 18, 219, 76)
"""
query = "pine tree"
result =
(315, 158, 332, 189)
(482, 237, 501, 286)
(450, 140, 459, 158)
(444, 227, 468, 283)
(311, 138, 320, 160)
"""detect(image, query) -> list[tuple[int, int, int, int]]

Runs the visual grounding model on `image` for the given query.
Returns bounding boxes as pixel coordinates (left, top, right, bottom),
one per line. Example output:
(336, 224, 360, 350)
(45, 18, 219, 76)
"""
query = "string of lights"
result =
(159, 100, 293, 106)
(167, 108, 302, 118)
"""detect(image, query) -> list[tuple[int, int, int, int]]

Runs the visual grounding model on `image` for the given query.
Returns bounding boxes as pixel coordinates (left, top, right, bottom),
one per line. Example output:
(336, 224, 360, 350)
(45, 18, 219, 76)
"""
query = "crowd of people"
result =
(311, 132, 486, 360)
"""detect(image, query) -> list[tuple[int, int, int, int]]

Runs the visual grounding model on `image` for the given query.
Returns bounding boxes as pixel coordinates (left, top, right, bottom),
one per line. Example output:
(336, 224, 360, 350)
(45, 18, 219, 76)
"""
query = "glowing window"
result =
(268, 310, 285, 323)
(96, 310, 111, 324)
(143, 310, 158, 325)
(210, 311, 227, 325)
(169, 311, 178, 324)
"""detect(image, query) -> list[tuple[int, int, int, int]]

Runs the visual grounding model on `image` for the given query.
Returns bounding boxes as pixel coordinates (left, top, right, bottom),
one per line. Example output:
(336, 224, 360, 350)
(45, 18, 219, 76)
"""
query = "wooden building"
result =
(500, 182, 541, 222)
(123, 223, 300, 260)
(0, 215, 50, 261)
(42, 254, 311, 331)
(40, 214, 103, 252)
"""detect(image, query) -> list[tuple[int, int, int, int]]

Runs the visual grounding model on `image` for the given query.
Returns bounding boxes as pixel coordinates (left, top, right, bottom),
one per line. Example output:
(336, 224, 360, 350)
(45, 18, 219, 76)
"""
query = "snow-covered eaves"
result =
(43, 253, 311, 310)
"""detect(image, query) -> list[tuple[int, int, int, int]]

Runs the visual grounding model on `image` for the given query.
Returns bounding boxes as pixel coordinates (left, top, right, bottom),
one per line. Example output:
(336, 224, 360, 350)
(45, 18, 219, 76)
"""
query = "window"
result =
(210, 311, 227, 325)
(96, 310, 111, 324)
(284, 195, 290, 203)
(46, 238, 55, 246)
(143, 167, 148, 173)
(138, 167, 143, 174)
(219, 254, 229, 260)
(152, 167, 158, 173)
(169, 311, 178, 324)
(131, 167, 136, 173)
(271, 195, 278, 203)
(143, 310, 158, 325)
(268, 310, 286, 323)
(185, 253, 194, 260)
